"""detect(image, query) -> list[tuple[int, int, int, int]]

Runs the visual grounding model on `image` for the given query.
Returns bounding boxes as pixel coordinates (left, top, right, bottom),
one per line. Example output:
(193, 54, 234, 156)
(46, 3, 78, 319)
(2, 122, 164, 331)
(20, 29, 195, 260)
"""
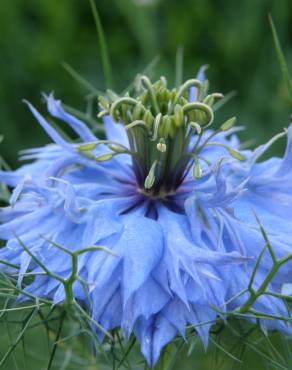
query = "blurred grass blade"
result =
(142, 55, 160, 77)
(0, 136, 11, 171)
(117, 337, 136, 368)
(122, 55, 160, 94)
(63, 104, 104, 133)
(213, 90, 237, 111)
(175, 46, 184, 88)
(209, 336, 242, 364)
(47, 312, 66, 370)
(89, 0, 113, 88)
(62, 62, 103, 96)
(0, 308, 37, 367)
(269, 14, 292, 102)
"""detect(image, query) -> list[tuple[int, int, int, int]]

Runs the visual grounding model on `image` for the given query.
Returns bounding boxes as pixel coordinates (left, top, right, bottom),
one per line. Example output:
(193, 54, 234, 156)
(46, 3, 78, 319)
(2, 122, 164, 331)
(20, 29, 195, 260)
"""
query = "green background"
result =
(1, 0, 292, 166)
(0, 0, 292, 369)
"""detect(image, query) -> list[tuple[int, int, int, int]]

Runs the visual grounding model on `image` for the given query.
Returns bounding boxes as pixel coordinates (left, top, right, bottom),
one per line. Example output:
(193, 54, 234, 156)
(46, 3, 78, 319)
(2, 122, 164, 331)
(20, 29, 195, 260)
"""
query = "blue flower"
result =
(0, 71, 291, 367)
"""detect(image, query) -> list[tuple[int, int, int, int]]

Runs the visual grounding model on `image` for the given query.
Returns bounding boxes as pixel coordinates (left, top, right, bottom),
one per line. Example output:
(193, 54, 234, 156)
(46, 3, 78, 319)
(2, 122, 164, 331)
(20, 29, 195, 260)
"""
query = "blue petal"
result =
(122, 276, 169, 336)
(46, 93, 97, 142)
(135, 315, 177, 367)
(120, 214, 164, 303)
(189, 65, 207, 102)
(103, 115, 129, 147)
(24, 101, 73, 150)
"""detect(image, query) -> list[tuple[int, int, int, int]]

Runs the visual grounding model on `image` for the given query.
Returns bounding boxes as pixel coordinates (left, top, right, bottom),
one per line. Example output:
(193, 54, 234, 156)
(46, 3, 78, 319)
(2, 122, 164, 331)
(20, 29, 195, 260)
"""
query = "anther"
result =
(193, 157, 203, 179)
(220, 117, 236, 131)
(151, 113, 162, 141)
(144, 161, 158, 189)
(157, 139, 167, 153)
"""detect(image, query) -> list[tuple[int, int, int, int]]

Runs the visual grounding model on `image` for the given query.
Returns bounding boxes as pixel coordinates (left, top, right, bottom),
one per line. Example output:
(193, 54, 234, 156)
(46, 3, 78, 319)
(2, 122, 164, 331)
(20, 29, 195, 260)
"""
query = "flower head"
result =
(0, 70, 291, 367)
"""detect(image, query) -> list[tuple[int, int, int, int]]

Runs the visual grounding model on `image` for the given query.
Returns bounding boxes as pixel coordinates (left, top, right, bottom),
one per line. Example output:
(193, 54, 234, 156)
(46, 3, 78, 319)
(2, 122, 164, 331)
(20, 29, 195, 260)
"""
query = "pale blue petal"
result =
(46, 93, 97, 142)
(103, 115, 129, 147)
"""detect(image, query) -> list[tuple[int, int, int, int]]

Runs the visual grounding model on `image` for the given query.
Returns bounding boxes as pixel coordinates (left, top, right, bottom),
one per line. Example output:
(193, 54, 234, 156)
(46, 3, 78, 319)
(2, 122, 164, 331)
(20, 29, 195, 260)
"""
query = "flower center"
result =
(80, 75, 245, 198)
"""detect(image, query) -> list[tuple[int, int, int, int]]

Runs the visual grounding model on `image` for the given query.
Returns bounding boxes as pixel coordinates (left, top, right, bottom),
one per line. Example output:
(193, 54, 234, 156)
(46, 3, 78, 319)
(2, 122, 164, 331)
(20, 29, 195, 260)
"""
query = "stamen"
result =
(157, 139, 167, 153)
(193, 157, 203, 179)
(151, 113, 162, 141)
(220, 117, 236, 131)
(206, 142, 246, 161)
(108, 143, 128, 153)
(78, 142, 99, 151)
(144, 160, 158, 189)
(95, 153, 114, 162)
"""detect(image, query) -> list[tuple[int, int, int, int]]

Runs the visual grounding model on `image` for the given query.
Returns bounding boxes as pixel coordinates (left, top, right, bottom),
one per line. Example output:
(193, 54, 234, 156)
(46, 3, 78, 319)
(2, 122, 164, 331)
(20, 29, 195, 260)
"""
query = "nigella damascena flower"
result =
(0, 70, 291, 367)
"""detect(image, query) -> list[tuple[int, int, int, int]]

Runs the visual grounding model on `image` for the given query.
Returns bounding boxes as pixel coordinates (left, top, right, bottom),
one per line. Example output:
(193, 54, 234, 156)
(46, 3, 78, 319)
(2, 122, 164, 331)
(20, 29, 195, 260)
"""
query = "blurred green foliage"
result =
(1, 0, 292, 166)
(1, 306, 291, 370)
(1, 2, 292, 369)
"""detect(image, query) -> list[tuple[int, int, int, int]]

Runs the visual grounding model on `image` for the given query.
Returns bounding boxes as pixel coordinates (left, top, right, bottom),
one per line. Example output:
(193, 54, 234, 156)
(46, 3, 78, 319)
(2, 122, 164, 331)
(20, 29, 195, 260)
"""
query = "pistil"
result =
(91, 75, 246, 197)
